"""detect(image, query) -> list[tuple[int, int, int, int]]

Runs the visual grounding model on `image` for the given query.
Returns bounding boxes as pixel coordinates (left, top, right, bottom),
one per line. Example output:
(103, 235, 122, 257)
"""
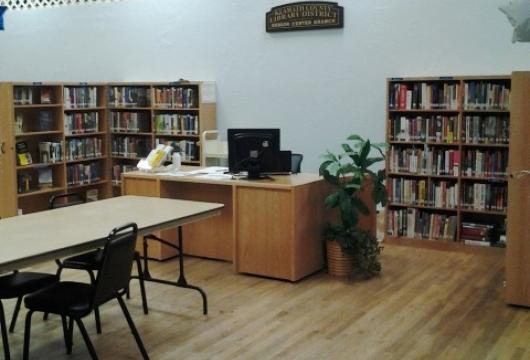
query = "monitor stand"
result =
(246, 159, 272, 180)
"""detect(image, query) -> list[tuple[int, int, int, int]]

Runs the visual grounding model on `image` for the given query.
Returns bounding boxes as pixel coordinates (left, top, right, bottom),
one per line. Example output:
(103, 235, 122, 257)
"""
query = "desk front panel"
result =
(160, 180, 233, 261)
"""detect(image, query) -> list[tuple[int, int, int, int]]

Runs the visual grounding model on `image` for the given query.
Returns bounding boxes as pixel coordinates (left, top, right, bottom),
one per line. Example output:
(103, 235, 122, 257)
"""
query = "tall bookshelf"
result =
(505, 71, 530, 306)
(385, 75, 511, 250)
(109, 82, 216, 196)
(0, 82, 112, 215)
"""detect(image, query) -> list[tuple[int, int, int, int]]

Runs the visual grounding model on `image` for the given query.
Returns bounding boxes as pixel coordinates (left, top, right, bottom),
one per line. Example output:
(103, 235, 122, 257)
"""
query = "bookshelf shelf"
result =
(461, 143, 509, 148)
(153, 107, 200, 111)
(461, 176, 507, 182)
(460, 209, 506, 216)
(110, 132, 152, 136)
(66, 156, 107, 164)
(108, 106, 152, 111)
(389, 141, 460, 146)
(388, 173, 458, 180)
(64, 107, 106, 112)
(463, 109, 510, 114)
(16, 162, 64, 170)
(14, 104, 62, 109)
(64, 132, 106, 138)
(17, 186, 64, 198)
(16, 131, 63, 137)
(389, 203, 458, 212)
(386, 74, 511, 249)
(388, 109, 460, 113)
(153, 133, 200, 139)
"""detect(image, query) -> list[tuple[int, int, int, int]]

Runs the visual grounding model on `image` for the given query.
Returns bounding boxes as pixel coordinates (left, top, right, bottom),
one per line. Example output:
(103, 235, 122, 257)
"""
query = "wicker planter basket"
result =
(326, 240, 355, 277)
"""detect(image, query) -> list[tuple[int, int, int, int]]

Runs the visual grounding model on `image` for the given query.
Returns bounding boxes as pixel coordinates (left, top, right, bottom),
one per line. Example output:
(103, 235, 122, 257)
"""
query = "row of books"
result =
(67, 162, 102, 186)
(389, 82, 459, 110)
(63, 87, 98, 109)
(111, 137, 151, 158)
(390, 115, 459, 143)
(461, 183, 507, 212)
(64, 112, 100, 135)
(155, 139, 198, 162)
(38, 142, 63, 163)
(463, 82, 510, 110)
(112, 164, 136, 184)
(15, 111, 55, 134)
(16, 141, 33, 166)
(110, 111, 150, 133)
(108, 87, 150, 107)
(463, 115, 509, 144)
(17, 169, 54, 193)
(388, 179, 458, 208)
(65, 138, 103, 161)
(153, 114, 199, 135)
(154, 87, 196, 108)
(13, 86, 53, 105)
(389, 146, 460, 176)
(387, 209, 457, 241)
(461, 222, 506, 247)
(462, 149, 508, 177)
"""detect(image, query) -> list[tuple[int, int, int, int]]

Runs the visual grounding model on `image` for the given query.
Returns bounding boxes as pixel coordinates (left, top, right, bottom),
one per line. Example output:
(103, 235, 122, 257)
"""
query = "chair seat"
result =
(62, 249, 103, 270)
(0, 272, 57, 299)
(24, 282, 93, 317)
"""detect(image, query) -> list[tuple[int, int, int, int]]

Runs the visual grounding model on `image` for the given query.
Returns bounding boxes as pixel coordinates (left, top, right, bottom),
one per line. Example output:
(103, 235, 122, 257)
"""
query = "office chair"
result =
(23, 223, 149, 360)
(0, 271, 57, 360)
(291, 153, 303, 174)
(48, 193, 148, 334)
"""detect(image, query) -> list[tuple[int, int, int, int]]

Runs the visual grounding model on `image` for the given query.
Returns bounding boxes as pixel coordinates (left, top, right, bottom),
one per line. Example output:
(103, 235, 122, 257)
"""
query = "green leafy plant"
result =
(319, 134, 388, 278)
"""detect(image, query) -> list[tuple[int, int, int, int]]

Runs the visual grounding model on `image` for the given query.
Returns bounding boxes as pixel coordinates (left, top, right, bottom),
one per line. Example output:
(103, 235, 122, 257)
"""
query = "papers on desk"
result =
(158, 166, 230, 178)
(195, 173, 233, 180)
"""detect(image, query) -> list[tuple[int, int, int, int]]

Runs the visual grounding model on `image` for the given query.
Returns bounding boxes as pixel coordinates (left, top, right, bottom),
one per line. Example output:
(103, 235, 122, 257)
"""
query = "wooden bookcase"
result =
(0, 82, 111, 215)
(385, 75, 511, 251)
(108, 82, 216, 196)
(505, 71, 530, 306)
(0, 80, 217, 215)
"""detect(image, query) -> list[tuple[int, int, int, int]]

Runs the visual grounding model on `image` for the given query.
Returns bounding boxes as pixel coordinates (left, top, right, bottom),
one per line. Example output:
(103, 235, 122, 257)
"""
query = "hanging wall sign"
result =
(0, 6, 6, 31)
(266, 1, 343, 32)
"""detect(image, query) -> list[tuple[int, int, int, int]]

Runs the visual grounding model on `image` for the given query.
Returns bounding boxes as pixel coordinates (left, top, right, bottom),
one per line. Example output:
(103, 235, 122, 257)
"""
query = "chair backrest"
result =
(291, 153, 303, 174)
(92, 223, 138, 307)
(49, 193, 85, 209)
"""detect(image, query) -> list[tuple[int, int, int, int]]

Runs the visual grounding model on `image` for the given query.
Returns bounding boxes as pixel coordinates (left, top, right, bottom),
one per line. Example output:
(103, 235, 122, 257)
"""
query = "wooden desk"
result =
(123, 171, 330, 281)
(0, 195, 223, 274)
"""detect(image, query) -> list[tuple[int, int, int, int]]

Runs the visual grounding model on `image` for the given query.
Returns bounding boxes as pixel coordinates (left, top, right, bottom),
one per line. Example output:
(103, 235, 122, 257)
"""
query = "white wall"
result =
(0, 0, 528, 171)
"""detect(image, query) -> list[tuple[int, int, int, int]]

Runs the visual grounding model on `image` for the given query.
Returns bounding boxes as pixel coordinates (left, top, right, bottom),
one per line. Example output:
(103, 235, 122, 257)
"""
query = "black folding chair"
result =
(0, 271, 57, 360)
(23, 223, 149, 360)
(49, 193, 148, 334)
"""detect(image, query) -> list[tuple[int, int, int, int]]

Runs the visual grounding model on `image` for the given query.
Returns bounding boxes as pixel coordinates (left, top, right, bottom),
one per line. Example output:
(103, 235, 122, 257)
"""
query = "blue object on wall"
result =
(0, 6, 6, 30)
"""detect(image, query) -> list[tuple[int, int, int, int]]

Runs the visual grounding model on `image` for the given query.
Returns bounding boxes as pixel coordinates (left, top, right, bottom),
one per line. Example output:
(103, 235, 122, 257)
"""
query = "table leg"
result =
(134, 226, 208, 315)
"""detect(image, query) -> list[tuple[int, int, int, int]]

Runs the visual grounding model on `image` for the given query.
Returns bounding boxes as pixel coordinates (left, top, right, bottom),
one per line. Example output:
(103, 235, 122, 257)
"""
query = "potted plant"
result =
(319, 134, 388, 279)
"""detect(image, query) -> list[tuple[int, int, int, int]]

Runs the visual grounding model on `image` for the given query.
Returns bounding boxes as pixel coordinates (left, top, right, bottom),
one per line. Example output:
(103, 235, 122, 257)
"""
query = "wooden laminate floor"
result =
(2, 244, 529, 360)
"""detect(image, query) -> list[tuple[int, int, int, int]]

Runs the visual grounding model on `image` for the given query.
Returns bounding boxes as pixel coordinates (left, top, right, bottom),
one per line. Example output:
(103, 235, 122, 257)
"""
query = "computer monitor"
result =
(228, 128, 289, 179)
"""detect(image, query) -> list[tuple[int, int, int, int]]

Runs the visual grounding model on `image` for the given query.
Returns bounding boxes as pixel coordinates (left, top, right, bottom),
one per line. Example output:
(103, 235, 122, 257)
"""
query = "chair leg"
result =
(68, 317, 74, 354)
(9, 296, 22, 333)
(74, 318, 98, 360)
(93, 307, 102, 335)
(117, 296, 149, 359)
(135, 253, 149, 315)
(22, 310, 33, 360)
(60, 315, 72, 354)
(86, 270, 102, 334)
(0, 301, 11, 360)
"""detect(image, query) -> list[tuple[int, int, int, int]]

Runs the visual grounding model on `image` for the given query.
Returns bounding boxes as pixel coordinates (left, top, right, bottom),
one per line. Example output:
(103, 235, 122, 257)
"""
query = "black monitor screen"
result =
(227, 128, 281, 175)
